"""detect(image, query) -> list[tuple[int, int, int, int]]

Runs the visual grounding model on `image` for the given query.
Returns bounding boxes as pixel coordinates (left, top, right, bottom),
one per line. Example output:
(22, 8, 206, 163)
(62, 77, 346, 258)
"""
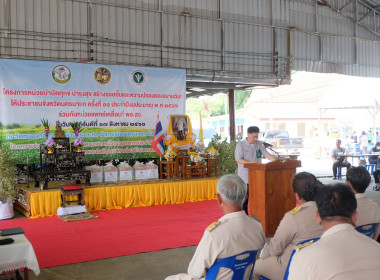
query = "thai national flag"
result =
(151, 113, 165, 156)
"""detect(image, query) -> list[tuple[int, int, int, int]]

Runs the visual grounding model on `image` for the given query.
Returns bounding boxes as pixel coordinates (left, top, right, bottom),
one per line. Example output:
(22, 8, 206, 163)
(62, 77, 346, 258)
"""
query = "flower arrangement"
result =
(207, 146, 219, 158)
(194, 140, 205, 154)
(190, 153, 205, 164)
(41, 118, 50, 137)
(45, 137, 56, 148)
(69, 121, 85, 136)
(164, 147, 177, 160)
(73, 136, 83, 147)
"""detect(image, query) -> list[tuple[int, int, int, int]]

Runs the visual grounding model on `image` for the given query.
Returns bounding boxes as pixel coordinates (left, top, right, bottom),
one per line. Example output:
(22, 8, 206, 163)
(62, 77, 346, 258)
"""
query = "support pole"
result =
(229, 89, 236, 141)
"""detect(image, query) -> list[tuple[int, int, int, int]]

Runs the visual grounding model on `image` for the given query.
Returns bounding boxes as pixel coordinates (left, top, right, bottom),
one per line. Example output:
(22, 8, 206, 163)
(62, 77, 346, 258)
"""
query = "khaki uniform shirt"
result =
(288, 223, 380, 280)
(254, 202, 323, 279)
(356, 193, 380, 240)
(235, 139, 269, 184)
(165, 211, 265, 280)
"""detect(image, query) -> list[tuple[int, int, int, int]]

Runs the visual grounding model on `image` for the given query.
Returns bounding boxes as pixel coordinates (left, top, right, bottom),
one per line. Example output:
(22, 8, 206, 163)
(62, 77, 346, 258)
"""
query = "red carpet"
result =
(0, 200, 220, 269)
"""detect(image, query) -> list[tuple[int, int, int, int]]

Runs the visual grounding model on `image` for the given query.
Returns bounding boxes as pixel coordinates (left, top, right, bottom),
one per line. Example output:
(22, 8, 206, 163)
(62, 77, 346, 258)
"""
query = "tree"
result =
(186, 90, 252, 118)
(235, 90, 252, 110)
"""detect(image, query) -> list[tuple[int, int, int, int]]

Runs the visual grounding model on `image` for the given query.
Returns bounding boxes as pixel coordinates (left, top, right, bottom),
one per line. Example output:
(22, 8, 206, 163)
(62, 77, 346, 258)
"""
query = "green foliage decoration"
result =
(0, 144, 19, 203)
(40, 118, 50, 128)
(207, 134, 238, 176)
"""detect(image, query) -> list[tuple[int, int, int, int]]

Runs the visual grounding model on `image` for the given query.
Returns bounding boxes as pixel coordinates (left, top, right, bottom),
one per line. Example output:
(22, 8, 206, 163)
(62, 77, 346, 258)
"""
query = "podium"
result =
(244, 159, 301, 237)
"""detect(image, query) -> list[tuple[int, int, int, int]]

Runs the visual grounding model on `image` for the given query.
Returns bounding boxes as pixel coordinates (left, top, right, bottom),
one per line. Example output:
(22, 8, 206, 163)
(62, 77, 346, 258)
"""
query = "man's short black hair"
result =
(315, 183, 357, 219)
(376, 142, 380, 146)
(346, 166, 371, 193)
(247, 126, 260, 134)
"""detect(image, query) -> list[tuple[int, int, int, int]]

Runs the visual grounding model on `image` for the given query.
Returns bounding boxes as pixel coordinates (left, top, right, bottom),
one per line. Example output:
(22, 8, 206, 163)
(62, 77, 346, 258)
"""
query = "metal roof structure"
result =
(1, 0, 380, 98)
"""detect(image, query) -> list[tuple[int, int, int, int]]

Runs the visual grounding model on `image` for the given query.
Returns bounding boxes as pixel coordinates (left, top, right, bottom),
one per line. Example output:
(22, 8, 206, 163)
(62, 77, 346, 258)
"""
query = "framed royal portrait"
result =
(171, 116, 188, 140)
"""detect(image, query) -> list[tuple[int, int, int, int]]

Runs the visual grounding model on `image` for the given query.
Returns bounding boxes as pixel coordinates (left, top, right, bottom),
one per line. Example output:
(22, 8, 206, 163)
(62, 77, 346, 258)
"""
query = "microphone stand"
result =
(267, 147, 281, 158)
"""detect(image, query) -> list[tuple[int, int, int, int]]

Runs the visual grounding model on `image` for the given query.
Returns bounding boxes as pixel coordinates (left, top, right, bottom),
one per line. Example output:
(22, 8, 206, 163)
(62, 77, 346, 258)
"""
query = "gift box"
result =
(118, 162, 133, 181)
(133, 161, 149, 180)
(86, 165, 103, 183)
(146, 160, 159, 179)
(104, 161, 118, 182)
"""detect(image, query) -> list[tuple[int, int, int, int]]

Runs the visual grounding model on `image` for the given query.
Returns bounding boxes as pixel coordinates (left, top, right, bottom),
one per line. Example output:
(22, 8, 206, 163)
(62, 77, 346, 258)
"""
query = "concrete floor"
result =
(18, 156, 380, 280)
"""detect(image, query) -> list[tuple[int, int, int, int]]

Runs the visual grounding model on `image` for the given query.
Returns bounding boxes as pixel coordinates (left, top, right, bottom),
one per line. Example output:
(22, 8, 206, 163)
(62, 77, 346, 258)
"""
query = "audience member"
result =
(350, 131, 357, 143)
(288, 184, 380, 280)
(331, 139, 351, 179)
(346, 166, 380, 241)
(165, 174, 265, 280)
(368, 130, 373, 143)
(235, 126, 276, 213)
(253, 172, 323, 280)
(359, 131, 369, 154)
(368, 142, 380, 164)
(374, 169, 380, 191)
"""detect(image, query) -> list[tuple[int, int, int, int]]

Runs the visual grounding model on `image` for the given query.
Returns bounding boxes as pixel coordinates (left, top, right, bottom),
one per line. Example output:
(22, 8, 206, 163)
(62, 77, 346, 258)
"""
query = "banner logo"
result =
(52, 65, 71, 84)
(131, 70, 145, 85)
(94, 67, 111, 84)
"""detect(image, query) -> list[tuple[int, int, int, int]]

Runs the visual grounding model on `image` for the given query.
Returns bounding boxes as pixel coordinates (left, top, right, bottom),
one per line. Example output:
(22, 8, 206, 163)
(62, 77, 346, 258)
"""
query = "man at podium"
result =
(235, 126, 277, 213)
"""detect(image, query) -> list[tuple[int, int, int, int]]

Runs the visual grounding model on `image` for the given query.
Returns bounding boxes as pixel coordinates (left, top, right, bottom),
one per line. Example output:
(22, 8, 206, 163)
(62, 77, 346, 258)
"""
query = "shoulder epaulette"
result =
(249, 215, 261, 223)
(206, 221, 220, 232)
(296, 239, 318, 251)
(290, 206, 301, 215)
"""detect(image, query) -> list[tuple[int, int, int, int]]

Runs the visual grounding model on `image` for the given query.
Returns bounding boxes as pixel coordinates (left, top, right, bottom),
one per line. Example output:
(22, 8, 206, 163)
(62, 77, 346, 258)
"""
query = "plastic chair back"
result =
(283, 238, 320, 280)
(356, 223, 377, 238)
(205, 250, 258, 280)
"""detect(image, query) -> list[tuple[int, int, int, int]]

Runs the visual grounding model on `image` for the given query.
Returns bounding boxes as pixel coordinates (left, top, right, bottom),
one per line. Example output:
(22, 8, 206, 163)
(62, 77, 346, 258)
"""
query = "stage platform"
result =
(15, 178, 218, 218)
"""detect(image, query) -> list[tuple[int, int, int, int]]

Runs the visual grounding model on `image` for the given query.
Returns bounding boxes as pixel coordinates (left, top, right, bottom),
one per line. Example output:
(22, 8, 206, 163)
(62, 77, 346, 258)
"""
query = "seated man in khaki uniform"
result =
(346, 166, 380, 241)
(288, 184, 380, 280)
(165, 174, 265, 280)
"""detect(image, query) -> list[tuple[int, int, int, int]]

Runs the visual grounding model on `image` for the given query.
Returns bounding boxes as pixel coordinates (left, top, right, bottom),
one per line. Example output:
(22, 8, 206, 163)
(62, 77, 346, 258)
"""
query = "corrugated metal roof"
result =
(0, 0, 380, 94)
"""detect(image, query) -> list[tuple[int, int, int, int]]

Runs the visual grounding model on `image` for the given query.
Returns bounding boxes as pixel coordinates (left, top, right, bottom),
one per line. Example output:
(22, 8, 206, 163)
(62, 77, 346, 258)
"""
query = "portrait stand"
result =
(244, 159, 301, 237)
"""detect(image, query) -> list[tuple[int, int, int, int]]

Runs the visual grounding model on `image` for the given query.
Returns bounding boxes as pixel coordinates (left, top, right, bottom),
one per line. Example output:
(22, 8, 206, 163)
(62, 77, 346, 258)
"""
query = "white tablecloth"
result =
(0, 234, 40, 275)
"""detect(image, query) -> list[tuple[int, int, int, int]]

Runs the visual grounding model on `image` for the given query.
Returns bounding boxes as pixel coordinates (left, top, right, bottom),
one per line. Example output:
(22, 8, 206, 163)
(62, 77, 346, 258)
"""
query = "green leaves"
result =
(40, 118, 50, 128)
(207, 135, 238, 175)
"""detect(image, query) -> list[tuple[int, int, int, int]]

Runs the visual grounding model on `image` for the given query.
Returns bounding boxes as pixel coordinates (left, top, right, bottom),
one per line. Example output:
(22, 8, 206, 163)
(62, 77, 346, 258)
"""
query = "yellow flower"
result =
(207, 146, 219, 157)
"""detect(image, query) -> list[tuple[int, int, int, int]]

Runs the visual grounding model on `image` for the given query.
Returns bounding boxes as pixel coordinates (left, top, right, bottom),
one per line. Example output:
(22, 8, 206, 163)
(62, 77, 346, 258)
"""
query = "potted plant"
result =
(0, 144, 19, 220)
(74, 136, 84, 152)
(45, 137, 56, 153)
(207, 134, 238, 175)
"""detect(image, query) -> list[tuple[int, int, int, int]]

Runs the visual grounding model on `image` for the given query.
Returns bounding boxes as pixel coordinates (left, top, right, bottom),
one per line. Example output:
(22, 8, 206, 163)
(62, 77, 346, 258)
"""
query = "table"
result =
(186, 164, 206, 179)
(206, 158, 218, 177)
(175, 154, 190, 178)
(344, 153, 379, 165)
(339, 153, 379, 175)
(60, 186, 84, 207)
(0, 234, 40, 279)
(159, 161, 178, 179)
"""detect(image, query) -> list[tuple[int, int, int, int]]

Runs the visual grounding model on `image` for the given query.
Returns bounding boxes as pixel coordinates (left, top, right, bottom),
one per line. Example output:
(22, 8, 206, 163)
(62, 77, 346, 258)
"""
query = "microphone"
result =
(263, 142, 273, 148)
